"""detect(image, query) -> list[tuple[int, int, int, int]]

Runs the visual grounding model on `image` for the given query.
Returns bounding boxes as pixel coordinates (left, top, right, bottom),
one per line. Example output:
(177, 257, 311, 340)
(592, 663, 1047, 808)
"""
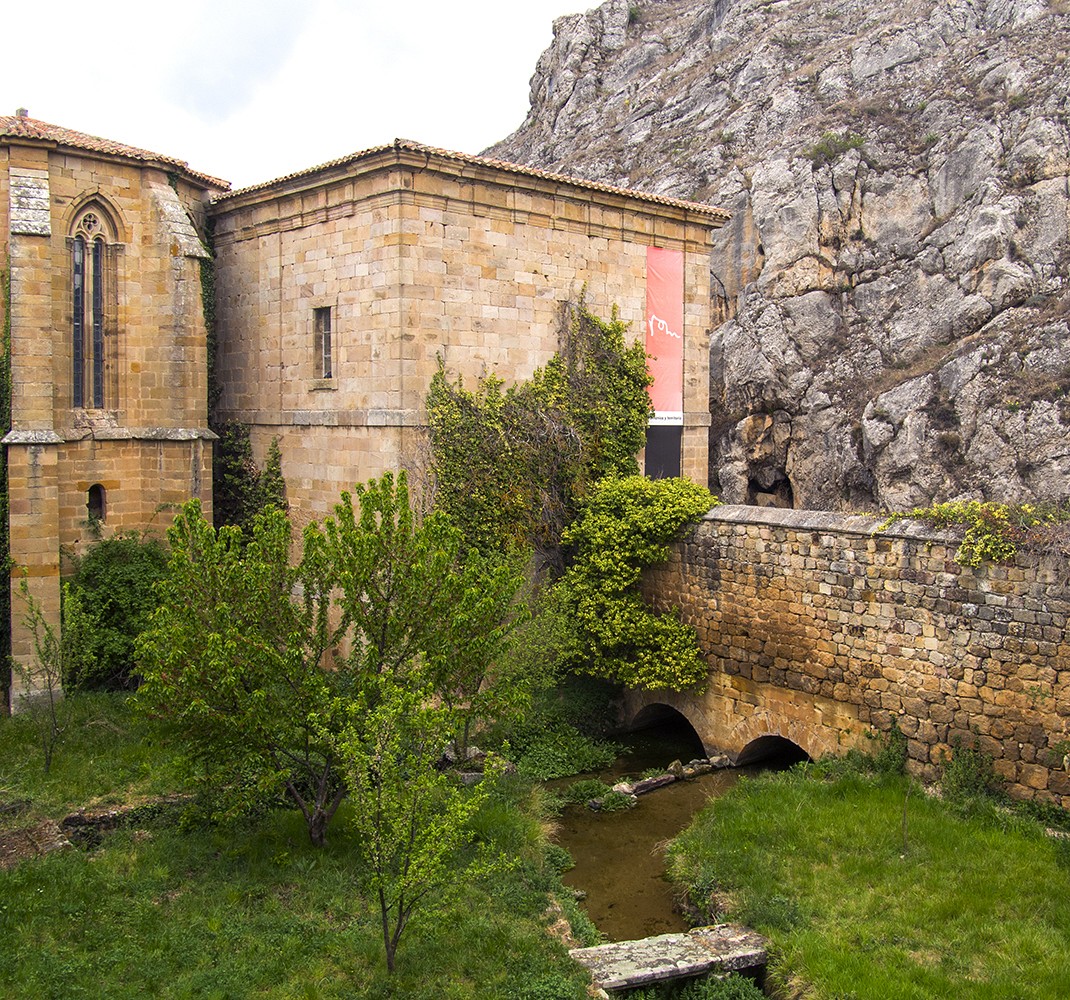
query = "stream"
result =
(551, 722, 779, 942)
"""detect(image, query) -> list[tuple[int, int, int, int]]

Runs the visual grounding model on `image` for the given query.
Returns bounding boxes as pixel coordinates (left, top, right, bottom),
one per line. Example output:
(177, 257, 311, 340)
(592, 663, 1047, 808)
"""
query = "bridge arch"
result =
(735, 734, 811, 767)
(622, 687, 850, 765)
(725, 710, 828, 765)
(627, 703, 707, 760)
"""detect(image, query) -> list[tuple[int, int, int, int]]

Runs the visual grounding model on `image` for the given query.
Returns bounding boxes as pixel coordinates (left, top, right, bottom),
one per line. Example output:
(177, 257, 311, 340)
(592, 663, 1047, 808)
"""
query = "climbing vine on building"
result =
(1, 260, 11, 702)
(212, 423, 286, 533)
(554, 475, 717, 691)
(426, 298, 651, 568)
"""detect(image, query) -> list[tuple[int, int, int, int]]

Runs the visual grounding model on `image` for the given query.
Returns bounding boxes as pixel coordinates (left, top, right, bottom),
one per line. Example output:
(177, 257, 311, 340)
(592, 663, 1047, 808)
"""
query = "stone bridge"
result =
(626, 506, 1070, 807)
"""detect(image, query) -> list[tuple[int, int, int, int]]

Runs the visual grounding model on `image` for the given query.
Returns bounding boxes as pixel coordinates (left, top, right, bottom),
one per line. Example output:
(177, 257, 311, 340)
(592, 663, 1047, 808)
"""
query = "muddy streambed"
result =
(551, 723, 768, 942)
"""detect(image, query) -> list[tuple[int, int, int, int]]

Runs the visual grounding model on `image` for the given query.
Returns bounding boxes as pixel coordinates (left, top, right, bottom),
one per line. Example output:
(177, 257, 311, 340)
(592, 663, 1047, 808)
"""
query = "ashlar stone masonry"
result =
(210, 140, 723, 532)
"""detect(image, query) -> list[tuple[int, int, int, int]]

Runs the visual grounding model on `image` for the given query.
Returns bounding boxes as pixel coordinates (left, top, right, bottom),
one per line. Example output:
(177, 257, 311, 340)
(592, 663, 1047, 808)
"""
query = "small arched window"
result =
(87, 484, 106, 524)
(70, 208, 116, 409)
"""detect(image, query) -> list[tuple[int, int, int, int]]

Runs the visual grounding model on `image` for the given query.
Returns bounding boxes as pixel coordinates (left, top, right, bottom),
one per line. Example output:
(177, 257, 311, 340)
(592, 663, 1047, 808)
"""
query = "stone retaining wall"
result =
(641, 505, 1070, 806)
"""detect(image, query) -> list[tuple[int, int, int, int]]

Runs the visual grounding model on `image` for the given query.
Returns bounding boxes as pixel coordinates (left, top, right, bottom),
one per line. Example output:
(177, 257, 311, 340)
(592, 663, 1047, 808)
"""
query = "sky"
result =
(1, 0, 587, 189)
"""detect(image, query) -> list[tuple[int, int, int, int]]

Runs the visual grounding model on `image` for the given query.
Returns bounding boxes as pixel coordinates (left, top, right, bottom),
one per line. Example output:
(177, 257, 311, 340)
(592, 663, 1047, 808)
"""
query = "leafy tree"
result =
(212, 422, 287, 533)
(138, 473, 539, 845)
(554, 475, 717, 690)
(137, 501, 343, 844)
(319, 475, 545, 756)
(313, 473, 462, 680)
(13, 579, 69, 772)
(334, 673, 505, 973)
(62, 532, 170, 691)
(425, 549, 534, 757)
(427, 298, 651, 568)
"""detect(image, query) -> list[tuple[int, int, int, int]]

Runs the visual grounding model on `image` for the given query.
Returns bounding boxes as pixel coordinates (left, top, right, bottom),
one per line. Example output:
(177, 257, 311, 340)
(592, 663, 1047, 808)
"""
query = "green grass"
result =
(0, 692, 181, 821)
(0, 695, 593, 998)
(668, 767, 1070, 999)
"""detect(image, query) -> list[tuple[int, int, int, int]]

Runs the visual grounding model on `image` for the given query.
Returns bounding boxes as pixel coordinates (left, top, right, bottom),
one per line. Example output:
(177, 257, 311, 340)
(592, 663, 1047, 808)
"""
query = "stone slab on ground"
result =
(0, 820, 71, 870)
(570, 923, 767, 991)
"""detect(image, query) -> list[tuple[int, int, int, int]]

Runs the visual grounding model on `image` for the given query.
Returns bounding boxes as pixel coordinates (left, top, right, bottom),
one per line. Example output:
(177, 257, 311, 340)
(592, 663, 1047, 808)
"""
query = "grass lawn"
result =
(0, 694, 594, 999)
(668, 767, 1070, 1000)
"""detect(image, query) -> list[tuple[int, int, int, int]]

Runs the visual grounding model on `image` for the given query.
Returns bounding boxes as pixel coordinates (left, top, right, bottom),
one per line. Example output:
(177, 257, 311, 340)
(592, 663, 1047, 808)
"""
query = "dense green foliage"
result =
(623, 973, 764, 999)
(554, 476, 716, 690)
(427, 299, 716, 695)
(62, 533, 170, 691)
(334, 674, 508, 972)
(212, 422, 287, 532)
(138, 474, 536, 846)
(496, 677, 621, 780)
(880, 499, 1070, 567)
(427, 299, 651, 566)
(668, 763, 1070, 999)
(0, 697, 593, 997)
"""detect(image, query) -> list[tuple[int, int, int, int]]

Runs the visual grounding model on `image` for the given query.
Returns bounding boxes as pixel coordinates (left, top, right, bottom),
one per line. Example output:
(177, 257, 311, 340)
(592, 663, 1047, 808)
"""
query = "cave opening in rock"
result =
(747, 473, 794, 508)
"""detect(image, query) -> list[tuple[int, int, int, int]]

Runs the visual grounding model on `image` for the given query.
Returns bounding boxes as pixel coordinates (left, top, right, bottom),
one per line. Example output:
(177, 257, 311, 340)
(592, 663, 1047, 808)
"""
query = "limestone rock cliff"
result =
(487, 0, 1070, 510)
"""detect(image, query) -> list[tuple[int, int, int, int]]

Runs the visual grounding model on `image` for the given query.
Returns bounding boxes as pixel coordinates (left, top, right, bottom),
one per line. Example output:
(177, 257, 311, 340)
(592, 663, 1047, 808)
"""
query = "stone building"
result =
(2, 114, 727, 705)
(211, 139, 725, 532)
(1, 111, 224, 707)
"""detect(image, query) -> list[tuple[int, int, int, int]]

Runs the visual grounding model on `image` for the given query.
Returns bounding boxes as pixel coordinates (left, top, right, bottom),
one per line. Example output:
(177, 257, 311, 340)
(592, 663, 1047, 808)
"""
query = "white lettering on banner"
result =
(648, 313, 681, 340)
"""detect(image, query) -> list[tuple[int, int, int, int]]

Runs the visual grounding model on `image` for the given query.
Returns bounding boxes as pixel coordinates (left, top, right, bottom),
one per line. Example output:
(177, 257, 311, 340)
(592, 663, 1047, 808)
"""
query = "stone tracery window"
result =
(70, 207, 116, 409)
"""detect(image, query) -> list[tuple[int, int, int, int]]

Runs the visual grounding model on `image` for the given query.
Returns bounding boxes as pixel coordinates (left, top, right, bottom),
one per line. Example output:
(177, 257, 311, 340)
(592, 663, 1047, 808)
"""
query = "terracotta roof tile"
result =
(0, 113, 229, 190)
(216, 138, 729, 220)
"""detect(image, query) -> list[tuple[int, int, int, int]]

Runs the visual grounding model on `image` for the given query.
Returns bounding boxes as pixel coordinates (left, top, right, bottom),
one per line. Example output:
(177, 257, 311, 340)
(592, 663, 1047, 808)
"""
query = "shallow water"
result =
(552, 724, 758, 942)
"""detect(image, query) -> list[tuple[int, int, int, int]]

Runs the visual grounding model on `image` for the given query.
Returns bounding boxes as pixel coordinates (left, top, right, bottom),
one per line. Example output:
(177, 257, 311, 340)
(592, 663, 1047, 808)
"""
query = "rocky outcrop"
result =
(488, 0, 1070, 510)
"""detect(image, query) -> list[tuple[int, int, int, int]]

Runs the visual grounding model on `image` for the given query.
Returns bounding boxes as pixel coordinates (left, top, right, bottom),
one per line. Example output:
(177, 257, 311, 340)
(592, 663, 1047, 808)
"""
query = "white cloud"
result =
(1, 0, 587, 188)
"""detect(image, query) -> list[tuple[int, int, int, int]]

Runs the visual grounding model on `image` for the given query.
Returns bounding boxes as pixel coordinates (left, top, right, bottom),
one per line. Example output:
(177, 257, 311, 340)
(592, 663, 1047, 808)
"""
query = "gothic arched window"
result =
(70, 209, 115, 409)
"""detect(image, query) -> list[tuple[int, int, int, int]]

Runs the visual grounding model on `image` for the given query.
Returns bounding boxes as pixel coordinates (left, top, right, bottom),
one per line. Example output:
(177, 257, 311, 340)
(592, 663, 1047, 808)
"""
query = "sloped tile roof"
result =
(0, 113, 229, 190)
(217, 138, 730, 220)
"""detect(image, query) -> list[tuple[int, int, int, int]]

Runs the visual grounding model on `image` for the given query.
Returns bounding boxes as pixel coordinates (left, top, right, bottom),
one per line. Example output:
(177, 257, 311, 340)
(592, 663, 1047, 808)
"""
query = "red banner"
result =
(645, 246, 684, 425)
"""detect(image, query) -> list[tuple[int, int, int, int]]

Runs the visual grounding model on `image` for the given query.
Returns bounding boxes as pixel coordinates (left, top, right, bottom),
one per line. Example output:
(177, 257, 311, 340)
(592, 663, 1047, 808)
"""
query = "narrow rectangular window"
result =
(314, 307, 332, 379)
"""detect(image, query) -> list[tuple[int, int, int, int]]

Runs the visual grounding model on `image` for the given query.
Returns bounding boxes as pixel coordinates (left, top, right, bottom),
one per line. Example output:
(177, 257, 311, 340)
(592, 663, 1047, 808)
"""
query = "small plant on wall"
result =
(879, 500, 1070, 567)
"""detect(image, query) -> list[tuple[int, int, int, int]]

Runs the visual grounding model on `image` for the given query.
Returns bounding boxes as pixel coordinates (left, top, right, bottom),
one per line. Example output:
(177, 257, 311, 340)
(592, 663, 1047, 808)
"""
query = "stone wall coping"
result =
(3, 427, 217, 445)
(2, 430, 65, 445)
(89, 427, 218, 442)
(702, 504, 960, 544)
